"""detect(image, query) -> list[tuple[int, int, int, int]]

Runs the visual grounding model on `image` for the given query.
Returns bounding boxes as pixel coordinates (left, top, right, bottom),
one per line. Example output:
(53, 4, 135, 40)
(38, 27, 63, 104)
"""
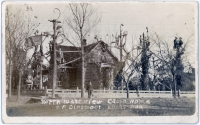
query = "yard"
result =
(6, 96, 195, 116)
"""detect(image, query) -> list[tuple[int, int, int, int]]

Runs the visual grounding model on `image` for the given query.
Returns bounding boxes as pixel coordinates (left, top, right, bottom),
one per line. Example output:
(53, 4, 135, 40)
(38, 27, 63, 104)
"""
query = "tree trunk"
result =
(17, 71, 21, 101)
(8, 60, 12, 98)
(39, 63, 43, 89)
(126, 82, 129, 99)
(81, 34, 85, 98)
(173, 75, 176, 98)
(126, 77, 130, 99)
(171, 73, 176, 98)
(7, 6, 12, 99)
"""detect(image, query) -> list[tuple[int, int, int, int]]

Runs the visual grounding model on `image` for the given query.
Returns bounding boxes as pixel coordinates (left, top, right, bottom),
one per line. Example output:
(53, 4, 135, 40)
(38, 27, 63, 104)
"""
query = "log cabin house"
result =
(56, 40, 120, 90)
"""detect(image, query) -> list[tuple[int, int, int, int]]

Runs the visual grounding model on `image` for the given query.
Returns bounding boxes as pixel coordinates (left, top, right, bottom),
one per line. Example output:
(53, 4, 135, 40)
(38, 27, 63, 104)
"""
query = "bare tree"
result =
(5, 4, 38, 99)
(64, 3, 101, 98)
(64, 3, 101, 45)
(150, 33, 192, 97)
(111, 37, 143, 98)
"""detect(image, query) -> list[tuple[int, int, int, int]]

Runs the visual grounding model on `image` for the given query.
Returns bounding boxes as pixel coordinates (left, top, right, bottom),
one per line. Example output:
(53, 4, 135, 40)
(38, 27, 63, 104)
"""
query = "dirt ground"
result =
(6, 96, 195, 116)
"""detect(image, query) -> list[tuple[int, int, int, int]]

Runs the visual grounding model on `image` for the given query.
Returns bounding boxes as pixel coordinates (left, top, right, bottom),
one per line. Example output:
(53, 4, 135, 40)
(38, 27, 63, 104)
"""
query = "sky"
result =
(8, 2, 197, 67)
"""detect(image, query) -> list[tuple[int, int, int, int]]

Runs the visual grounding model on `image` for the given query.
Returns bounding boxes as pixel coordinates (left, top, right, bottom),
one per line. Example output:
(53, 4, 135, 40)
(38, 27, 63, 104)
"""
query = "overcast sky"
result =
(8, 2, 197, 67)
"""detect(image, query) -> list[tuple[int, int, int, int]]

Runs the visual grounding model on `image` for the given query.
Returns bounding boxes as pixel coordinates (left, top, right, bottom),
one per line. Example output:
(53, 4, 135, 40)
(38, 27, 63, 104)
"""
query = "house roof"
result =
(58, 41, 118, 65)
(58, 42, 99, 53)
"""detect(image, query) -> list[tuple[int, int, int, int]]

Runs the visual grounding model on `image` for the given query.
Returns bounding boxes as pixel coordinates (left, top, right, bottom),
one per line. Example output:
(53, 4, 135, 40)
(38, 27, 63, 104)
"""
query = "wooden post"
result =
(77, 87, 79, 93)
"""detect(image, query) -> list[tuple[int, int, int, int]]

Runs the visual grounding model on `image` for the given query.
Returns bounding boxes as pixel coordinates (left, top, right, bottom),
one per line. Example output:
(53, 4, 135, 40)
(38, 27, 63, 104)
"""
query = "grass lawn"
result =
(6, 96, 195, 116)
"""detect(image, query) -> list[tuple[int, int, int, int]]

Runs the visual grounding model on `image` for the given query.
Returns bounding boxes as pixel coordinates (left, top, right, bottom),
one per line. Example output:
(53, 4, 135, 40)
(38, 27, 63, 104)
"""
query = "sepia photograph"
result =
(2, 1, 198, 123)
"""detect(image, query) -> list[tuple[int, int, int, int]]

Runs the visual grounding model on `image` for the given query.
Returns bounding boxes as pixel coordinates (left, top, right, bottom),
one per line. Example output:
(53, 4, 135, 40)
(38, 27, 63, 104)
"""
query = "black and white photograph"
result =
(2, 1, 198, 123)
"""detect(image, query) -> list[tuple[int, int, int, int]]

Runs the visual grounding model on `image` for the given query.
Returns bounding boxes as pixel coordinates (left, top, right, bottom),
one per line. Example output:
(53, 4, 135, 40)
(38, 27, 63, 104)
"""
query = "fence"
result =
(45, 89, 195, 98)
(19, 88, 196, 98)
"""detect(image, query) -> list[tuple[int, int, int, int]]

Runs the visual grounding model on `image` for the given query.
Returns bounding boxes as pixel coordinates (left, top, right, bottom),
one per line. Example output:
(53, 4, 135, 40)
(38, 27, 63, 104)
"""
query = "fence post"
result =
(178, 89, 180, 98)
(77, 87, 79, 93)
(149, 89, 150, 94)
(104, 87, 105, 93)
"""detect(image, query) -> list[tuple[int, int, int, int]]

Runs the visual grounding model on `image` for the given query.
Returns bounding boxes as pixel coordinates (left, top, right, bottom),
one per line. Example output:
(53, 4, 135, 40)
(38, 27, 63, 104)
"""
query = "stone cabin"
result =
(57, 40, 119, 90)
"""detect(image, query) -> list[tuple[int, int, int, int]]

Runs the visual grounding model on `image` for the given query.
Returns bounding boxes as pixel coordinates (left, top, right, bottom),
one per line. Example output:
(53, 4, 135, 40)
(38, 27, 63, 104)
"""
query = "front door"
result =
(102, 67, 110, 89)
(69, 69, 77, 88)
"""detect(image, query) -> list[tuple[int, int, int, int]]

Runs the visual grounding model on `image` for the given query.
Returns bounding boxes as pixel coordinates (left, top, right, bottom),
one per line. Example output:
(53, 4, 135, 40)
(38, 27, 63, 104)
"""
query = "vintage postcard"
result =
(2, 1, 198, 124)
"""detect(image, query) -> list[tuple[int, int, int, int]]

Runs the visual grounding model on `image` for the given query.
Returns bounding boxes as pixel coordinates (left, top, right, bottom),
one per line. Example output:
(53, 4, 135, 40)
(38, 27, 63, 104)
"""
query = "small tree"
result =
(5, 4, 38, 99)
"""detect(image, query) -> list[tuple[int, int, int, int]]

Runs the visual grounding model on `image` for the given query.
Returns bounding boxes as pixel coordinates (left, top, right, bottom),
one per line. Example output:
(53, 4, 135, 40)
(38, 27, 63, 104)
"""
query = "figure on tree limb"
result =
(174, 37, 183, 49)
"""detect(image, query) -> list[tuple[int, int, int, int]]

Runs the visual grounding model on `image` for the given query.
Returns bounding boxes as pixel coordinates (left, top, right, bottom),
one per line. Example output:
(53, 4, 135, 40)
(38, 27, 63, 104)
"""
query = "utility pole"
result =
(49, 19, 61, 98)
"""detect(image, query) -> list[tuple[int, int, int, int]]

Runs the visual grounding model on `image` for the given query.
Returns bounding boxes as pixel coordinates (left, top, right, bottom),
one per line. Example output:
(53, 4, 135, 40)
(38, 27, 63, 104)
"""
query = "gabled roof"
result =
(58, 42, 99, 53)
(58, 41, 118, 65)
(59, 46, 80, 51)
